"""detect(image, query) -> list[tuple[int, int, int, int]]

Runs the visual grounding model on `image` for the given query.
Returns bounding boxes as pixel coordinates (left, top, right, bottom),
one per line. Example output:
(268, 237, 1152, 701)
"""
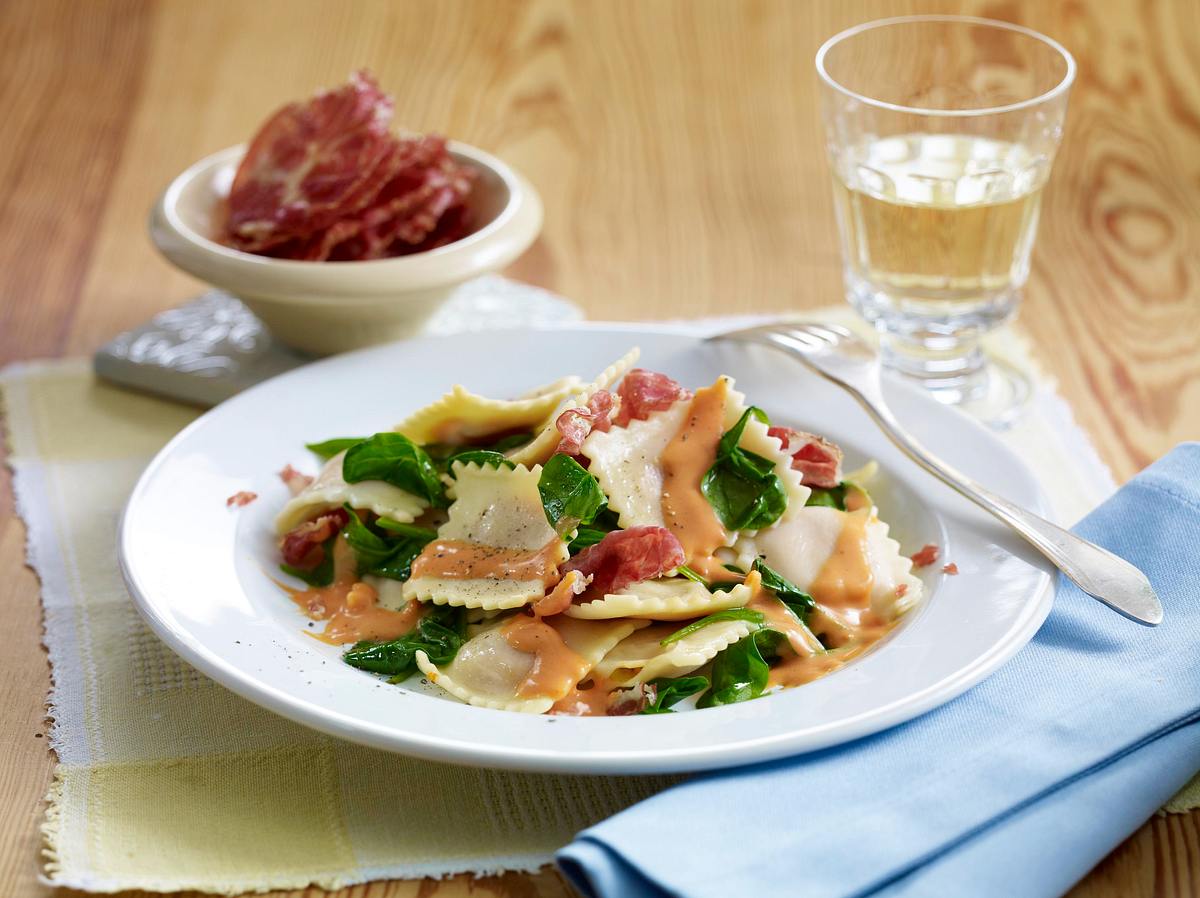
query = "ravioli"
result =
(595, 618, 758, 685)
(753, 505, 923, 619)
(393, 376, 581, 445)
(275, 451, 426, 534)
(565, 578, 754, 621)
(403, 462, 568, 609)
(506, 348, 641, 466)
(415, 615, 644, 713)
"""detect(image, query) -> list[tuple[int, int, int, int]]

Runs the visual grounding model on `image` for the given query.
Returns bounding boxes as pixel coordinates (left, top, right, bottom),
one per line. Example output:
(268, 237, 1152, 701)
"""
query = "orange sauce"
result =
(531, 570, 585, 617)
(843, 483, 870, 512)
(280, 539, 423, 645)
(660, 377, 730, 562)
(501, 616, 591, 699)
(686, 554, 745, 584)
(410, 539, 562, 585)
(549, 674, 617, 716)
(809, 508, 874, 609)
(743, 570, 822, 657)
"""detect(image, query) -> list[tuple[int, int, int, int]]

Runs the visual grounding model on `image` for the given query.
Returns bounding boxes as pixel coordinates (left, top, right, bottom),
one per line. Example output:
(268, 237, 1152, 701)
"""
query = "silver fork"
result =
(709, 322, 1162, 626)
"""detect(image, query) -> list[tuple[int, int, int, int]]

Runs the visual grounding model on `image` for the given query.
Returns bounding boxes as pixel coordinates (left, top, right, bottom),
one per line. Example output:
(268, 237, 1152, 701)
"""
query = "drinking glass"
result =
(816, 16, 1075, 424)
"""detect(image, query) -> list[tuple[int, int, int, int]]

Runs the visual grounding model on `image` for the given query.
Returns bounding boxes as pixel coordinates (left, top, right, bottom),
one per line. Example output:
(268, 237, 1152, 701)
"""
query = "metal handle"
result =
(851, 383, 1162, 626)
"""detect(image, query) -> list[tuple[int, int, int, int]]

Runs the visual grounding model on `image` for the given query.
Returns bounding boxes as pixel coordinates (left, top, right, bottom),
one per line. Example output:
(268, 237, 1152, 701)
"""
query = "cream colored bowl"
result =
(149, 142, 543, 355)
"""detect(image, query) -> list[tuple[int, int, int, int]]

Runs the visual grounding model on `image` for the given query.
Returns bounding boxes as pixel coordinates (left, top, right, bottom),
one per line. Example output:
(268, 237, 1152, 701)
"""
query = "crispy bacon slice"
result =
(554, 390, 615, 456)
(279, 464, 314, 496)
(910, 543, 940, 568)
(226, 70, 395, 249)
(279, 508, 349, 569)
(563, 526, 686, 598)
(613, 369, 691, 427)
(767, 426, 844, 489)
(225, 491, 257, 507)
(608, 683, 657, 716)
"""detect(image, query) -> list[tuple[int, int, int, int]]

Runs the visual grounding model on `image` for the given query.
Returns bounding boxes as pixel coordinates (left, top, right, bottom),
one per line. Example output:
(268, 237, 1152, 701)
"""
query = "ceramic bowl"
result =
(149, 142, 543, 355)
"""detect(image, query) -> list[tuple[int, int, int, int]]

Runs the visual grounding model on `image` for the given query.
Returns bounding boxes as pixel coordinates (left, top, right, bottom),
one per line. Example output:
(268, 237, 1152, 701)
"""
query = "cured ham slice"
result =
(768, 426, 844, 488)
(222, 71, 475, 262)
(613, 369, 691, 427)
(226, 70, 395, 251)
(279, 508, 349, 569)
(554, 390, 615, 455)
(563, 526, 685, 599)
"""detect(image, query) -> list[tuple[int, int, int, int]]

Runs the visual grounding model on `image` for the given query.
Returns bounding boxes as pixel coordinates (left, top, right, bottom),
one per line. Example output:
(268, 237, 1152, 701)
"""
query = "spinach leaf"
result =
(342, 433, 447, 508)
(805, 481, 870, 511)
(445, 449, 515, 476)
(751, 557, 816, 618)
(701, 407, 788, 531)
(279, 535, 336, 587)
(306, 437, 365, 460)
(566, 506, 620, 554)
(341, 504, 435, 582)
(538, 454, 606, 534)
(805, 484, 845, 509)
(342, 605, 466, 681)
(569, 527, 609, 553)
(659, 608, 765, 646)
(375, 519, 438, 540)
(485, 431, 534, 452)
(697, 629, 785, 708)
(640, 676, 710, 714)
(674, 563, 743, 593)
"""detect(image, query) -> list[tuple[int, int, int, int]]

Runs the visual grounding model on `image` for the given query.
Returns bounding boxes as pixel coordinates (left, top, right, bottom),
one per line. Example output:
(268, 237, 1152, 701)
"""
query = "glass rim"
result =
(815, 15, 1076, 117)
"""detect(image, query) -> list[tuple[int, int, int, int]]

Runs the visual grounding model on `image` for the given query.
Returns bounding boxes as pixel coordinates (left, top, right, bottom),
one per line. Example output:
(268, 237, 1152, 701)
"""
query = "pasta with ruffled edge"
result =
(565, 578, 754, 621)
(416, 616, 646, 712)
(594, 618, 759, 685)
(580, 377, 809, 541)
(749, 505, 923, 620)
(393, 375, 581, 445)
(402, 461, 568, 610)
(505, 347, 641, 466)
(276, 450, 426, 534)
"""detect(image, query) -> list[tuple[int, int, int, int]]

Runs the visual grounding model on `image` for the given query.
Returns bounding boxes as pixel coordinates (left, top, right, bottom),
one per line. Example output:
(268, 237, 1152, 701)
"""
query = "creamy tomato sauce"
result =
(501, 616, 590, 700)
(743, 570, 823, 656)
(809, 507, 874, 609)
(410, 539, 562, 585)
(660, 377, 729, 562)
(280, 538, 423, 645)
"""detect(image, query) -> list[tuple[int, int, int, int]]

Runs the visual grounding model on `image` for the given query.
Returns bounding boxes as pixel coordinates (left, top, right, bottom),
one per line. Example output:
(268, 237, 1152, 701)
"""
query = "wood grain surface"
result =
(1, 1, 1197, 896)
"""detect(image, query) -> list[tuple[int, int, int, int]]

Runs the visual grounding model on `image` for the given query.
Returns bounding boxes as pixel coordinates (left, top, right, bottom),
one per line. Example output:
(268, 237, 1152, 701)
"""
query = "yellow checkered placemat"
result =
(2, 315, 1195, 893)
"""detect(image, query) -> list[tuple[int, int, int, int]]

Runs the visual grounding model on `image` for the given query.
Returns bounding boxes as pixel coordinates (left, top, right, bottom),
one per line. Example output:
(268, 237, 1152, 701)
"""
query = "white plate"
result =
(120, 327, 1053, 774)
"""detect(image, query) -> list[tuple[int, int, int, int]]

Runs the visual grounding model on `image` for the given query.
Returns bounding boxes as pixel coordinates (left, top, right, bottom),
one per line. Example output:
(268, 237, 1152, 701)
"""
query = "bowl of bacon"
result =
(150, 71, 543, 356)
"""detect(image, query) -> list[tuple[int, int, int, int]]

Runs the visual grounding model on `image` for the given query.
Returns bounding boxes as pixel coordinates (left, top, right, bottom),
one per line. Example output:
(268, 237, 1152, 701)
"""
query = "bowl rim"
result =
(157, 138, 530, 271)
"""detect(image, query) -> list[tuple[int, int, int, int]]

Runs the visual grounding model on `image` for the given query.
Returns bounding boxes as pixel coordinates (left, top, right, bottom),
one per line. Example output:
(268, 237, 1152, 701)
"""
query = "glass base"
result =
(881, 336, 1031, 428)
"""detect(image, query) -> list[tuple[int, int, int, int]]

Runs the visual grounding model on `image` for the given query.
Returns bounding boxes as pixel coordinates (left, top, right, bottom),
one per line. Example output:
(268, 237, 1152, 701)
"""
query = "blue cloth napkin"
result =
(559, 443, 1200, 898)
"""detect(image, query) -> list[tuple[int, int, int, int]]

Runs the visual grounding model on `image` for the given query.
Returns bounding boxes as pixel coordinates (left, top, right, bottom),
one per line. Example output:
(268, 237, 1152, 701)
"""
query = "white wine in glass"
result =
(817, 17, 1075, 424)
(833, 133, 1046, 306)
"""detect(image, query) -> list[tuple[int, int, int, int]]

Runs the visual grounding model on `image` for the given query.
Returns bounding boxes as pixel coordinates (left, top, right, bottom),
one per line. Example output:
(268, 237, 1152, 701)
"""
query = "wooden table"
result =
(2, 1, 1197, 896)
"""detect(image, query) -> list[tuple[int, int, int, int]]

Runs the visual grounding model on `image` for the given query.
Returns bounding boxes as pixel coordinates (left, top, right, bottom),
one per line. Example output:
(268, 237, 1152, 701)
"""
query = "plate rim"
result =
(119, 324, 1055, 773)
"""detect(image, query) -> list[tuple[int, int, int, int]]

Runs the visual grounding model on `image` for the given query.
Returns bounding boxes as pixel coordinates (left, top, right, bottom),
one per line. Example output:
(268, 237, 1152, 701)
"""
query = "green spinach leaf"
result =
(306, 437, 365, 460)
(445, 449, 516, 475)
(659, 608, 765, 646)
(701, 407, 788, 531)
(538, 454, 606, 534)
(342, 605, 466, 681)
(341, 504, 435, 582)
(640, 676, 710, 714)
(342, 433, 447, 508)
(751, 557, 816, 618)
(697, 629, 785, 708)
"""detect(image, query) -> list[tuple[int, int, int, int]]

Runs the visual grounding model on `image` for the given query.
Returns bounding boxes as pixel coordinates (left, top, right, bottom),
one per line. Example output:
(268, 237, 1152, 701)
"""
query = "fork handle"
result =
(855, 390, 1162, 626)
